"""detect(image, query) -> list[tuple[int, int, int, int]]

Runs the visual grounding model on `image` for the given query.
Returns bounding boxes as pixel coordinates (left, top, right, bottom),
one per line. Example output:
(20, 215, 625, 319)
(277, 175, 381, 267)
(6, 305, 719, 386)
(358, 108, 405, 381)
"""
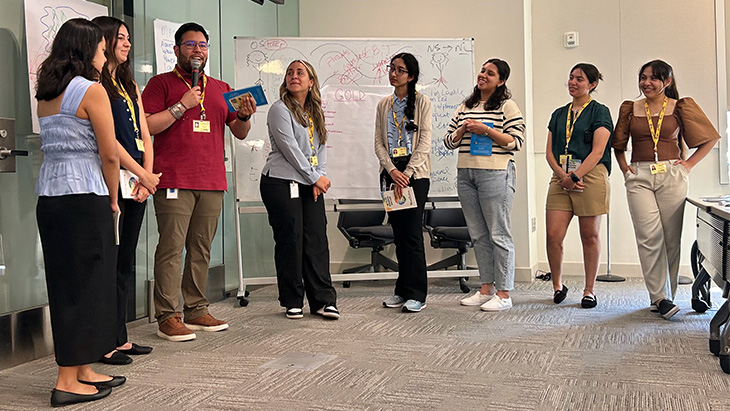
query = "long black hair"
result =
(35, 18, 103, 101)
(639, 59, 679, 99)
(390, 52, 420, 122)
(464, 58, 512, 111)
(92, 16, 137, 101)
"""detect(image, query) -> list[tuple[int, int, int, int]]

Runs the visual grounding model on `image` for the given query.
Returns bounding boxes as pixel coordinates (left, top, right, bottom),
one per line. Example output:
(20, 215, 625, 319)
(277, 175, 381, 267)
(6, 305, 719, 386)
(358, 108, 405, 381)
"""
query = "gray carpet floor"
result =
(1, 277, 728, 411)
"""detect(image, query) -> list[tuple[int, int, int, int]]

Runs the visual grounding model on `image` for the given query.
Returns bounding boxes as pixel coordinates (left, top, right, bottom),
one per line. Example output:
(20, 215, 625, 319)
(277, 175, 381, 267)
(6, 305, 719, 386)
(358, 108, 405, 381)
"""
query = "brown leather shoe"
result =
(156, 313, 196, 342)
(184, 313, 229, 332)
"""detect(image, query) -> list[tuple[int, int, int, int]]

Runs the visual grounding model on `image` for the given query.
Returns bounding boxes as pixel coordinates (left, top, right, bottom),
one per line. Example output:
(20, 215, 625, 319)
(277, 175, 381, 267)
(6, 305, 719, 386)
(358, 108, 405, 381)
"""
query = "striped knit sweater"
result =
(443, 99, 525, 170)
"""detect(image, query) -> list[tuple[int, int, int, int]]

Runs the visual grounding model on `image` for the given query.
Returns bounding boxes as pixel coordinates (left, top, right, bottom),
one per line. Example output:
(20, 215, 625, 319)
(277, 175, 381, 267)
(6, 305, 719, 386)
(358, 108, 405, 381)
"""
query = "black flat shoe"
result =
(553, 285, 568, 304)
(581, 294, 597, 309)
(117, 343, 153, 355)
(50, 387, 112, 407)
(78, 375, 126, 388)
(98, 351, 132, 365)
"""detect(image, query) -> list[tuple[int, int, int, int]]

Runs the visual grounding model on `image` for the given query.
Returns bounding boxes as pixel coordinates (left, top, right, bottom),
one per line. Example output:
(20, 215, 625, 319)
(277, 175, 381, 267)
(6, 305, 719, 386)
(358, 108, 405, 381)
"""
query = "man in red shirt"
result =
(142, 22, 255, 342)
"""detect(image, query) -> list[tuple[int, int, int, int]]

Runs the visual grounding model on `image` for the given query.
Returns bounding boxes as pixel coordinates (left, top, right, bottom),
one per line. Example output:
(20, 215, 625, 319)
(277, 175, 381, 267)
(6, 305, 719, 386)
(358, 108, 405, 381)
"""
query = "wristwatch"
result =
(570, 173, 580, 183)
(236, 112, 251, 122)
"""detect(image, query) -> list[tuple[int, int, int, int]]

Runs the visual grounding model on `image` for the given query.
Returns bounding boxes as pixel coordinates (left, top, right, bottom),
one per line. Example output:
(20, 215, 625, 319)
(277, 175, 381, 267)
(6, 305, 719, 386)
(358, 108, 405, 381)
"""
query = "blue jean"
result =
(457, 162, 516, 290)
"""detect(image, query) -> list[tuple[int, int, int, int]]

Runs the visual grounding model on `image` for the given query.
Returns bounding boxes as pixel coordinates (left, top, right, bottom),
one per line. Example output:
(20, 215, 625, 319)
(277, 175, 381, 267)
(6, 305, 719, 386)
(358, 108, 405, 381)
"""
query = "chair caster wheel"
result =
(238, 297, 249, 307)
(343, 281, 351, 288)
(710, 339, 721, 356)
(720, 354, 730, 374)
(692, 298, 710, 313)
(460, 284, 470, 293)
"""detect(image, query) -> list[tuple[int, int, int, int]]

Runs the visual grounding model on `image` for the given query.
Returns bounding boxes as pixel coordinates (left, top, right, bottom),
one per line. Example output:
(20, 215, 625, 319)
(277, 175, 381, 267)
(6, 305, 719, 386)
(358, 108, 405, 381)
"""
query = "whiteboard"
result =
(233, 37, 475, 201)
(24, 0, 108, 133)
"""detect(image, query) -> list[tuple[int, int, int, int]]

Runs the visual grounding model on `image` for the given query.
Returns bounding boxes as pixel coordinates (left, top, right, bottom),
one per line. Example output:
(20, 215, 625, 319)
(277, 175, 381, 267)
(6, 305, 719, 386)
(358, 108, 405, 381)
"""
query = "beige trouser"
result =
(624, 161, 688, 304)
(153, 189, 224, 323)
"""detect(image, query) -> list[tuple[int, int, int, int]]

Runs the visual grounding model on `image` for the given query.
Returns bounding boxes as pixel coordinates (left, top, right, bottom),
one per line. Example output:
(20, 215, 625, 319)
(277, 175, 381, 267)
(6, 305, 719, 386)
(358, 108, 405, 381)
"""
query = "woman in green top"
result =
(545, 63, 613, 309)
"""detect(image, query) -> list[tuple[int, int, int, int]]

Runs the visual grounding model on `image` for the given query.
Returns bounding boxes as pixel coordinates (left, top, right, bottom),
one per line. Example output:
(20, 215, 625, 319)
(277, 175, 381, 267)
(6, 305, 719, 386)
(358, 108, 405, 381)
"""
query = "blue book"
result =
(469, 122, 493, 156)
(223, 84, 268, 112)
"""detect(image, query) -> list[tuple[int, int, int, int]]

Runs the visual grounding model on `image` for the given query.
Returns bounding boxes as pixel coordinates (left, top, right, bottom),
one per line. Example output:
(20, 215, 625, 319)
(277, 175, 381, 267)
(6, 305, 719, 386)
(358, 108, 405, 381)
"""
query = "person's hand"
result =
(133, 185, 150, 203)
(388, 169, 409, 188)
(111, 200, 120, 213)
(180, 86, 202, 111)
(465, 119, 490, 136)
(313, 185, 325, 202)
(560, 174, 577, 191)
(237, 95, 257, 118)
(393, 184, 404, 200)
(314, 176, 331, 193)
(623, 165, 636, 176)
(574, 179, 586, 190)
(138, 171, 162, 194)
(454, 120, 469, 141)
(674, 159, 692, 173)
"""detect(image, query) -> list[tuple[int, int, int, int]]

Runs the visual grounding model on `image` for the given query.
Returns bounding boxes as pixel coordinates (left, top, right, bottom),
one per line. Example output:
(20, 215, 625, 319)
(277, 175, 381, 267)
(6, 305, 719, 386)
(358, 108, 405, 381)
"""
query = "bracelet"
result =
(236, 112, 251, 122)
(570, 173, 580, 183)
(168, 102, 184, 120)
(178, 100, 188, 110)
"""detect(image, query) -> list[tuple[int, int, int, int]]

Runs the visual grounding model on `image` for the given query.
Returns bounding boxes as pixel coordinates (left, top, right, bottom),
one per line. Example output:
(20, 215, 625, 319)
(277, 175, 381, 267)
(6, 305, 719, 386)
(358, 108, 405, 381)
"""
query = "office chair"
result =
(423, 198, 472, 293)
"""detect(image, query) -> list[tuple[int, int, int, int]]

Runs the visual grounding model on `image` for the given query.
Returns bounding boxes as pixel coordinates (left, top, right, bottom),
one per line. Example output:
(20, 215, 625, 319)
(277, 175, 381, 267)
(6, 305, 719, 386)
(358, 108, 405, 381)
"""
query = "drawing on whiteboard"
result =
(31, 6, 91, 76)
(430, 52, 449, 89)
(246, 50, 268, 86)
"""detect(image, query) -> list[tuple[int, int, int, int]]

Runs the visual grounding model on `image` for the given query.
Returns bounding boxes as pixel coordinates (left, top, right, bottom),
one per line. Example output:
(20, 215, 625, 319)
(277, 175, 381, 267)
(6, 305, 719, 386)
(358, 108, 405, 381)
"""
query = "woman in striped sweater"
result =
(444, 58, 525, 312)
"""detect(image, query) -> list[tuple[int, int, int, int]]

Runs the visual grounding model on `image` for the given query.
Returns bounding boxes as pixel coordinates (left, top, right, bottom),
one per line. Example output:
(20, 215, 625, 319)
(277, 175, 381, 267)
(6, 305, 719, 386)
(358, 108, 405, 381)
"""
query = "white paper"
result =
(153, 18, 182, 75)
(119, 169, 139, 199)
(381, 186, 417, 212)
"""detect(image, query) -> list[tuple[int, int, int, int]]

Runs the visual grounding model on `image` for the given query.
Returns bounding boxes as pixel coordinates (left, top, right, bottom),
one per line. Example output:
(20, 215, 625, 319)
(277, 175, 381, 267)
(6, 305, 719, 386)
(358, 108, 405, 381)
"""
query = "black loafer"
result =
(553, 285, 568, 304)
(581, 294, 597, 309)
(78, 375, 126, 388)
(50, 387, 112, 407)
(98, 351, 132, 365)
(117, 343, 153, 355)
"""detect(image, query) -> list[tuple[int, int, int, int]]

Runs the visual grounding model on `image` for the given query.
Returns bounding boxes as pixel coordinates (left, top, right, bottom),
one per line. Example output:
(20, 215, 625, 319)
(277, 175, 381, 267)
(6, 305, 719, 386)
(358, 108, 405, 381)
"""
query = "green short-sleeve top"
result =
(548, 100, 614, 174)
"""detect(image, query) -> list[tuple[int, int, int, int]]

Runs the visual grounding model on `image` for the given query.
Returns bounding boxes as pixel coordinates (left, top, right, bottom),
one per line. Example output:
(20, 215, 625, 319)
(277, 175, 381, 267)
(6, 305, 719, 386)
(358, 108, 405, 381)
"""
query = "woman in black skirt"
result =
(35, 18, 124, 407)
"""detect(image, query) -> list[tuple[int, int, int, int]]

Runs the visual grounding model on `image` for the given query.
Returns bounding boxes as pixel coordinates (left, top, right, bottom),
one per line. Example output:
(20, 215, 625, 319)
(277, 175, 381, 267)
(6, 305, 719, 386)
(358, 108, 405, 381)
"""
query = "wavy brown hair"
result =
(92, 16, 137, 101)
(279, 60, 328, 144)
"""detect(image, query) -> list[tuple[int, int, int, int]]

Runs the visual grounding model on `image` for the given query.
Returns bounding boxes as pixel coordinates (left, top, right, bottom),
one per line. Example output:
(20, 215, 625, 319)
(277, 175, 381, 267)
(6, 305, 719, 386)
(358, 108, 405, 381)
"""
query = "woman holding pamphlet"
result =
(444, 58, 525, 312)
(260, 60, 339, 320)
(613, 60, 719, 319)
(544, 63, 612, 309)
(35, 18, 121, 406)
(374, 53, 432, 313)
(92, 16, 159, 364)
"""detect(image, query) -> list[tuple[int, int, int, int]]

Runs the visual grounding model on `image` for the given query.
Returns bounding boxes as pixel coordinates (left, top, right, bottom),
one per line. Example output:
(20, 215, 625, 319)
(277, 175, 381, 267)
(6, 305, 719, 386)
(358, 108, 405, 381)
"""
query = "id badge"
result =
(193, 120, 211, 133)
(290, 181, 299, 199)
(392, 147, 407, 158)
(166, 188, 178, 199)
(309, 156, 319, 166)
(650, 162, 667, 174)
(567, 159, 582, 174)
(135, 138, 145, 152)
(559, 154, 572, 173)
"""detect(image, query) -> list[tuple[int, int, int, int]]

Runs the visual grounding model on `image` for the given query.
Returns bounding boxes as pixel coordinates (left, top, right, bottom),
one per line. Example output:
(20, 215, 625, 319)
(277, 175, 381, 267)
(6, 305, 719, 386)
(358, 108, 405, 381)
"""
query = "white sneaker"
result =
(480, 295, 512, 312)
(460, 291, 494, 306)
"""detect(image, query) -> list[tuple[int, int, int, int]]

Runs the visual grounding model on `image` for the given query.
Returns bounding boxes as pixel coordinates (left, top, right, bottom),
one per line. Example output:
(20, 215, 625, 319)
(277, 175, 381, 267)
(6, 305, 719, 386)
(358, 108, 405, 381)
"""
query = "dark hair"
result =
(465, 58, 512, 111)
(174, 22, 209, 46)
(91, 16, 137, 101)
(570, 63, 603, 93)
(390, 52, 420, 124)
(35, 18, 103, 101)
(638, 59, 679, 99)
(279, 60, 328, 144)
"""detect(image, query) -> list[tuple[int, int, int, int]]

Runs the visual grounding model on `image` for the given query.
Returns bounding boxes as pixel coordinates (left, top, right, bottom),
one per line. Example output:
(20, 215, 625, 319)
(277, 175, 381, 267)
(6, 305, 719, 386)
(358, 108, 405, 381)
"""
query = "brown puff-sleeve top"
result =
(612, 98, 720, 162)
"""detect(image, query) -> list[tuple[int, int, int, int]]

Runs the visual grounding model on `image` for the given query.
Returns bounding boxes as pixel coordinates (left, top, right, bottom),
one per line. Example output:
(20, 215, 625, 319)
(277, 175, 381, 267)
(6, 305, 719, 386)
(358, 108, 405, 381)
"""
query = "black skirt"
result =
(37, 194, 117, 366)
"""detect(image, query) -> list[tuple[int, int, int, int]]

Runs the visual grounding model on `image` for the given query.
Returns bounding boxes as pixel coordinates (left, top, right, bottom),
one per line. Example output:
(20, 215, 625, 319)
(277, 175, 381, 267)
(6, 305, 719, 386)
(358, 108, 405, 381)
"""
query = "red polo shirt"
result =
(142, 67, 236, 191)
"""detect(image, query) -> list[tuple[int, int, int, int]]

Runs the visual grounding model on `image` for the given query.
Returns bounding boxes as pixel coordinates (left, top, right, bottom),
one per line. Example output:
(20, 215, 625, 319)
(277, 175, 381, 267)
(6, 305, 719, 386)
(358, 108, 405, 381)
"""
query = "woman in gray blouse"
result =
(260, 60, 339, 320)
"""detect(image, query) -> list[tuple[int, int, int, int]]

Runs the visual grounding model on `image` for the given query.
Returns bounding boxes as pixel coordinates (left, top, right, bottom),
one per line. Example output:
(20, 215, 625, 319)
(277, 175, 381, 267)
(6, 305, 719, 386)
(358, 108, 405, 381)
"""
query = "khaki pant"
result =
(153, 190, 223, 323)
(624, 161, 688, 304)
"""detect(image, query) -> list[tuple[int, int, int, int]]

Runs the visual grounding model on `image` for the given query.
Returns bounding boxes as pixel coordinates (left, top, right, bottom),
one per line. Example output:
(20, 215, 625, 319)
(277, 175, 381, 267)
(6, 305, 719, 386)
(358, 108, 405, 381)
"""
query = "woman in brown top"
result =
(613, 60, 719, 320)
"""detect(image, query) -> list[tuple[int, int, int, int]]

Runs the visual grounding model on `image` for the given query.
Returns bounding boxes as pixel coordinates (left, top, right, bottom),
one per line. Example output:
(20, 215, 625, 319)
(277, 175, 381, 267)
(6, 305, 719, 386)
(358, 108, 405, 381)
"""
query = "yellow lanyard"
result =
(173, 66, 207, 119)
(306, 113, 316, 155)
(644, 96, 668, 163)
(111, 77, 140, 139)
(390, 95, 407, 147)
(564, 98, 592, 153)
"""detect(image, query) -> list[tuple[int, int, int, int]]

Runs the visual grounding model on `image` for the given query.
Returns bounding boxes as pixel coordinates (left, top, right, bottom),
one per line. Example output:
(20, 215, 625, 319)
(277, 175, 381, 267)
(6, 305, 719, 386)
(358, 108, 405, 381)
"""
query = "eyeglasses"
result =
(180, 40, 209, 50)
(387, 64, 408, 76)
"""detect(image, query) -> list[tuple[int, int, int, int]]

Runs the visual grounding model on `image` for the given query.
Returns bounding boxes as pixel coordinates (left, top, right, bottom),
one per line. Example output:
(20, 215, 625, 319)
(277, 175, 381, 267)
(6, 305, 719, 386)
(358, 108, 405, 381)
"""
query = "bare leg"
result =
(546, 210, 574, 291)
(578, 215, 602, 297)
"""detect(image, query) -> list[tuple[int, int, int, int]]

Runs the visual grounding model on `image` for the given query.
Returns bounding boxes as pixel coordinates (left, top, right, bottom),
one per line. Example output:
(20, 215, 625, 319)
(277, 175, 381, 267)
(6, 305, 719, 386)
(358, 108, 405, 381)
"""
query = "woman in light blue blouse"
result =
(260, 60, 339, 320)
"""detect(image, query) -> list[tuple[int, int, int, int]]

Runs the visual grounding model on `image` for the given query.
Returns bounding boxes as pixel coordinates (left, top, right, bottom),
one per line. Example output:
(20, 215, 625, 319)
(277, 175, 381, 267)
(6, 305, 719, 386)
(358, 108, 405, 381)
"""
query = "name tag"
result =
(167, 188, 178, 199)
(650, 162, 667, 174)
(392, 147, 407, 158)
(309, 156, 319, 166)
(290, 181, 299, 199)
(567, 159, 581, 173)
(193, 120, 211, 133)
(560, 154, 572, 173)
(135, 138, 145, 152)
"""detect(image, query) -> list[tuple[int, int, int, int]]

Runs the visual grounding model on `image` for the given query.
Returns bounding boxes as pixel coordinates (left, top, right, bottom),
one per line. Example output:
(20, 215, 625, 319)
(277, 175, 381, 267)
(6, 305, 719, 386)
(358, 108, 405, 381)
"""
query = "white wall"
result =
(299, 0, 727, 282)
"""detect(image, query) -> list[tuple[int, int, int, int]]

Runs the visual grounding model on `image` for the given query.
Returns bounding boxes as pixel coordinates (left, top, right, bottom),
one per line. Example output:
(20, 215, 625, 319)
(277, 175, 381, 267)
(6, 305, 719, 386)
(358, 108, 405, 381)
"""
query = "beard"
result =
(178, 55, 207, 73)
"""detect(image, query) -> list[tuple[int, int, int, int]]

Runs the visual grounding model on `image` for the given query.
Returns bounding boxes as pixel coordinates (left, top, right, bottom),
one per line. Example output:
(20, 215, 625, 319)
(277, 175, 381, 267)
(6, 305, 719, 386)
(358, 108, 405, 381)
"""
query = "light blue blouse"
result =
(387, 94, 413, 155)
(262, 99, 326, 185)
(35, 76, 109, 197)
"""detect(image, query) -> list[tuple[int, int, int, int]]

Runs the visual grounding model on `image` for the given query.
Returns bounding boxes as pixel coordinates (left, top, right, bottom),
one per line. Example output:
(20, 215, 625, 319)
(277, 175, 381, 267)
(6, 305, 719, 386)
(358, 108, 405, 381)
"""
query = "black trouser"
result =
(116, 193, 147, 347)
(260, 174, 337, 312)
(381, 167, 429, 303)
